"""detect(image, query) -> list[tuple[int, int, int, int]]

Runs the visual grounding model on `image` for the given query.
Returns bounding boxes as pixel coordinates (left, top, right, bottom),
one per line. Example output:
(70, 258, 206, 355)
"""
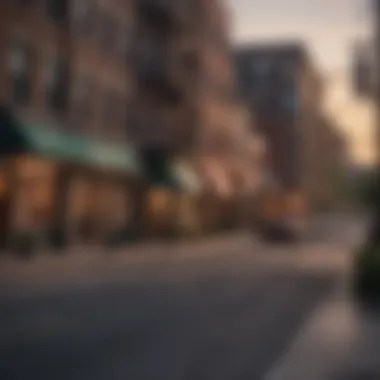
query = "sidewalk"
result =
(0, 232, 254, 292)
(265, 275, 380, 380)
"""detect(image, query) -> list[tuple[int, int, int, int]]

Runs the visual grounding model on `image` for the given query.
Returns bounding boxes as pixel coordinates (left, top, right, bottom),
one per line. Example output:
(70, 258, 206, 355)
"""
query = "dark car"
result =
(259, 217, 303, 243)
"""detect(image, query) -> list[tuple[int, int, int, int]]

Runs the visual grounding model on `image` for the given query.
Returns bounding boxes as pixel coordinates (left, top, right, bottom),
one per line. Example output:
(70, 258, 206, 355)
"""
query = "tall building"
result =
(305, 115, 349, 209)
(0, 1, 138, 249)
(131, 0, 239, 197)
(235, 42, 325, 208)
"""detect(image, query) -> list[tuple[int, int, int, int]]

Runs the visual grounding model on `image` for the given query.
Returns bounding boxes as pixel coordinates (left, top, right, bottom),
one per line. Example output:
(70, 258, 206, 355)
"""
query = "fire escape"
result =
(132, 0, 200, 183)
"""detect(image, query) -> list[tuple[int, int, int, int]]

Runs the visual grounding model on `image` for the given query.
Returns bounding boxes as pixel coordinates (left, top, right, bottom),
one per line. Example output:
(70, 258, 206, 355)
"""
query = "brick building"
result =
(235, 42, 326, 209)
(0, 1, 140, 249)
(130, 0, 245, 233)
(131, 0, 236, 190)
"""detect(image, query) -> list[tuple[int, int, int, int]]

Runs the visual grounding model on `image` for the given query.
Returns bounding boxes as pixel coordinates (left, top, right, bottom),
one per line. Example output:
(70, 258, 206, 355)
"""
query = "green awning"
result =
(0, 110, 142, 175)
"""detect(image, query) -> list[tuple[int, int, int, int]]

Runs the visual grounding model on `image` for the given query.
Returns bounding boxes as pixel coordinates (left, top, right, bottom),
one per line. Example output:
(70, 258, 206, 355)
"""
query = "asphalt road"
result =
(0, 214, 366, 380)
(0, 248, 341, 380)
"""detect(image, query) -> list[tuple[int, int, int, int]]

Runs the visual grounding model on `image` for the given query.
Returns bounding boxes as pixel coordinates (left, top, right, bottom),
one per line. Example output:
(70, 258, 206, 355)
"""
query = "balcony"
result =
(129, 101, 196, 152)
(137, 0, 189, 28)
(136, 50, 187, 101)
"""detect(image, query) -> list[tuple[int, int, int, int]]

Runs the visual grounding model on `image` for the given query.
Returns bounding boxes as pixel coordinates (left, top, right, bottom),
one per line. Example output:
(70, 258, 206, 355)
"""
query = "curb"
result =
(0, 233, 253, 292)
(264, 276, 380, 380)
(264, 278, 356, 380)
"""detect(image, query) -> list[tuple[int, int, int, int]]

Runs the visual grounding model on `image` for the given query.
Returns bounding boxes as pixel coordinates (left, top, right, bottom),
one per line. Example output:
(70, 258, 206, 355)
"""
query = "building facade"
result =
(0, 0, 139, 250)
(130, 0, 247, 233)
(234, 42, 326, 208)
(304, 114, 349, 209)
(131, 0, 236, 179)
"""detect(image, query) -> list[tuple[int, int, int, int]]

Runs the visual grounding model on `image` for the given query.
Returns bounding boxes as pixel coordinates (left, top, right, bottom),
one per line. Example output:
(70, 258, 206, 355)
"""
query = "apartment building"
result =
(235, 42, 326, 208)
(131, 0, 240, 190)
(129, 0, 246, 234)
(0, 0, 139, 250)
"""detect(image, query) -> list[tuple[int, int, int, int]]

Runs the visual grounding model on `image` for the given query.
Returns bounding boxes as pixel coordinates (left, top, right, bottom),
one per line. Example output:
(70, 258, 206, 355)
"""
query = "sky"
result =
(228, 0, 376, 165)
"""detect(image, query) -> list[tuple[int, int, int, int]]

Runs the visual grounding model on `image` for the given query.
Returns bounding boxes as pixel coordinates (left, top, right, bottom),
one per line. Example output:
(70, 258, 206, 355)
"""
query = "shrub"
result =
(353, 244, 380, 306)
(357, 168, 380, 211)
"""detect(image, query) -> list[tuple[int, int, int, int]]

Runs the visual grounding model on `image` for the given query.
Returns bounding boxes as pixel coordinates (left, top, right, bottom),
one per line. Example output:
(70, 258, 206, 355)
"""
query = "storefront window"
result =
(146, 188, 173, 233)
(12, 158, 56, 232)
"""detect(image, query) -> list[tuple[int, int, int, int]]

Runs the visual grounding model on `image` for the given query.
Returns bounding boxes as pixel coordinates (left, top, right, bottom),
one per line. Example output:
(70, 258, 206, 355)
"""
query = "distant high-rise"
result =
(235, 43, 322, 188)
(235, 41, 341, 210)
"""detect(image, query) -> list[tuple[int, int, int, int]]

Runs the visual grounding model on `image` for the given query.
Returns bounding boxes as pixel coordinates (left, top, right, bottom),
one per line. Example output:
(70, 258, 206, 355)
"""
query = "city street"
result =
(0, 216, 367, 380)
(0, 0, 375, 378)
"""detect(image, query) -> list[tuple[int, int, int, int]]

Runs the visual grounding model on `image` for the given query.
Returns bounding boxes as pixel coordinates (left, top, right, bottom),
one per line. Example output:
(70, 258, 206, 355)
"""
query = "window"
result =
(71, 0, 95, 36)
(280, 90, 298, 113)
(251, 57, 271, 79)
(120, 24, 134, 62)
(7, 37, 34, 106)
(45, 57, 70, 115)
(100, 12, 118, 52)
(281, 59, 295, 77)
(182, 51, 199, 72)
(71, 75, 94, 128)
(102, 90, 126, 136)
(14, 0, 33, 7)
(45, 0, 69, 23)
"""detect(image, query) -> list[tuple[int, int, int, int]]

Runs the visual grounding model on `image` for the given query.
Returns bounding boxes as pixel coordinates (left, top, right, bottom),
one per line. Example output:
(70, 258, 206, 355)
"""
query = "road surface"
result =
(0, 216, 365, 380)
